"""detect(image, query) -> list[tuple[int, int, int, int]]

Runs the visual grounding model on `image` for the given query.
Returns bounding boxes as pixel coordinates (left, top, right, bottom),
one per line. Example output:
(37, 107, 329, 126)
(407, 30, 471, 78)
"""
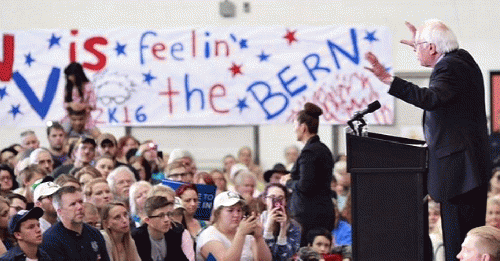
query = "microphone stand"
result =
(347, 116, 367, 137)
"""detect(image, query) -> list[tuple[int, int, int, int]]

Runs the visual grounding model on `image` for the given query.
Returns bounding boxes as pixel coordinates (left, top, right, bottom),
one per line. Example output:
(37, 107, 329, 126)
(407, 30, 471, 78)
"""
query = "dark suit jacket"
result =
(287, 135, 335, 230)
(389, 49, 490, 201)
(131, 223, 188, 261)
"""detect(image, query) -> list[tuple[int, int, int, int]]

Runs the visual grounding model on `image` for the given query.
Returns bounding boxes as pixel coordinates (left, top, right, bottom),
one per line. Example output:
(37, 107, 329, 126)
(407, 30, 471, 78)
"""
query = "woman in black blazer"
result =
(282, 102, 335, 246)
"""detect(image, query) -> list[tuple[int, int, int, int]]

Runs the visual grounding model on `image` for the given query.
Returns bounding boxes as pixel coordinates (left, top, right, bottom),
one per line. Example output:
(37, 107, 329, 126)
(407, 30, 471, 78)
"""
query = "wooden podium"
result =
(346, 131, 428, 261)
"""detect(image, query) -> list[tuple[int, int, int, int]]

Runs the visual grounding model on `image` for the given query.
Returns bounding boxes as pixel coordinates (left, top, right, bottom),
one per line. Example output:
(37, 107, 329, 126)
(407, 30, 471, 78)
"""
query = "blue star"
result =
(9, 104, 22, 119)
(48, 33, 61, 49)
(239, 39, 248, 49)
(142, 71, 156, 86)
(0, 87, 7, 100)
(115, 42, 127, 56)
(236, 97, 249, 113)
(257, 51, 270, 62)
(25, 53, 35, 67)
(364, 31, 378, 43)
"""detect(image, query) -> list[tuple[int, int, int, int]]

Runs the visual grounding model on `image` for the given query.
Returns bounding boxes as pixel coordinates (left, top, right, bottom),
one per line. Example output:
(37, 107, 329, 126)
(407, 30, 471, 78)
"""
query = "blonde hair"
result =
(83, 178, 108, 199)
(467, 226, 500, 259)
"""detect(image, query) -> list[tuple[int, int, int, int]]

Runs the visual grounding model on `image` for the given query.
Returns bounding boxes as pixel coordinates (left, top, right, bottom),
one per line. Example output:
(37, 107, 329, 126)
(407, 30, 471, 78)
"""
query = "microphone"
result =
(350, 100, 381, 121)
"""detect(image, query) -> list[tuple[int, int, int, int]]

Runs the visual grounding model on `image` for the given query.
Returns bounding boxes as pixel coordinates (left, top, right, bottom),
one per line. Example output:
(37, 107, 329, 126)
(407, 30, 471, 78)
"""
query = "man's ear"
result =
(480, 253, 491, 261)
(35, 201, 42, 208)
(143, 217, 150, 225)
(13, 231, 22, 241)
(429, 43, 439, 55)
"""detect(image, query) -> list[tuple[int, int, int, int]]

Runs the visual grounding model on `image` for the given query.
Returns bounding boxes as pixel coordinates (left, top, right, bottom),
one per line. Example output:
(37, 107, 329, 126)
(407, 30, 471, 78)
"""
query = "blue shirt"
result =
(40, 222, 110, 261)
(332, 220, 352, 246)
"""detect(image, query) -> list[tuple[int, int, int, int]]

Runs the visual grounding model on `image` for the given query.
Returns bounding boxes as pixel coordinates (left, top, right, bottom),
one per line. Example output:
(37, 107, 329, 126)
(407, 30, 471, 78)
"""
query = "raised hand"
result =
(364, 52, 393, 85)
(400, 21, 418, 48)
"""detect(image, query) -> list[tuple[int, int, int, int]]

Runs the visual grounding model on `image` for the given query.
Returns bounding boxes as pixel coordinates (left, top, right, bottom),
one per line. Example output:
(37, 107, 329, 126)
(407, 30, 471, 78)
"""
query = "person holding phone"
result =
(196, 191, 272, 261)
(261, 183, 301, 261)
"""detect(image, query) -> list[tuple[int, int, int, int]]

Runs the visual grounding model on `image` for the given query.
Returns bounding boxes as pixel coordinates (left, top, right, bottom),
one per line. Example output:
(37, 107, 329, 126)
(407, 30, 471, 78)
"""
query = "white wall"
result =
(0, 0, 496, 171)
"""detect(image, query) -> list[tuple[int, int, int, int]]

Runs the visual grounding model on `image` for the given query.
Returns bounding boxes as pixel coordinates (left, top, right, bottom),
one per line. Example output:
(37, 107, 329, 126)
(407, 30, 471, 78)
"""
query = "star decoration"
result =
(257, 51, 270, 62)
(230, 34, 238, 43)
(364, 31, 378, 43)
(229, 63, 243, 77)
(0, 87, 7, 100)
(142, 71, 156, 86)
(283, 29, 298, 45)
(25, 53, 35, 67)
(239, 39, 248, 49)
(9, 104, 22, 119)
(48, 33, 61, 49)
(236, 97, 249, 112)
(115, 42, 127, 56)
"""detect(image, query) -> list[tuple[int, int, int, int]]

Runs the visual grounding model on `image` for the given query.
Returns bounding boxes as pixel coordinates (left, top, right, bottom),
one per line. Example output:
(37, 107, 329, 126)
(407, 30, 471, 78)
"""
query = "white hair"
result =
(129, 181, 152, 216)
(418, 19, 459, 54)
(234, 170, 257, 186)
(29, 148, 51, 165)
(106, 166, 136, 191)
(167, 148, 194, 165)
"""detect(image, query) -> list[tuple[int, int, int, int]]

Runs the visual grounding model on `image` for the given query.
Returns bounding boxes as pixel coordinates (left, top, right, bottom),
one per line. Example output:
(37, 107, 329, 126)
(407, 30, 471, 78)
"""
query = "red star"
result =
(229, 63, 243, 77)
(283, 29, 298, 45)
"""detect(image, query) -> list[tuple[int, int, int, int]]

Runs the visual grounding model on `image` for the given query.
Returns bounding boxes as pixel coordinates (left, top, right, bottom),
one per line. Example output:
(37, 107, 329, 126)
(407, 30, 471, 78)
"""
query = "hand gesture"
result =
(238, 212, 258, 236)
(400, 21, 418, 48)
(364, 52, 393, 85)
(280, 174, 291, 186)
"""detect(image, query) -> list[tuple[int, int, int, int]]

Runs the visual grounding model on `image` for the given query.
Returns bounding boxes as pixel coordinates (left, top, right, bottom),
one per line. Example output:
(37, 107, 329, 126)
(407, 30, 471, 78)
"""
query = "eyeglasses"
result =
(168, 173, 191, 179)
(149, 212, 174, 219)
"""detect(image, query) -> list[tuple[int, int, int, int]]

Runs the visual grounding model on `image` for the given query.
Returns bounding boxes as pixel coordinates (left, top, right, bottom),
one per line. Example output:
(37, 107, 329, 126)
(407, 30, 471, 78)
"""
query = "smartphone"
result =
(272, 197, 283, 208)
(157, 151, 163, 159)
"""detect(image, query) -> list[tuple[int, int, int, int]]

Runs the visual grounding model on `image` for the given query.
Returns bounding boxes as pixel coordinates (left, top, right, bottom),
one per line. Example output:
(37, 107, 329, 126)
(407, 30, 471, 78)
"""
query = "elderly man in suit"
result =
(366, 20, 490, 261)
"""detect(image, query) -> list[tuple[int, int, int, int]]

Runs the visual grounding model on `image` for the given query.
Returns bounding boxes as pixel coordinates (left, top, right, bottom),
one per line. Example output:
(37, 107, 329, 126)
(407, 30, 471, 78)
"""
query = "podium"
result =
(346, 131, 428, 261)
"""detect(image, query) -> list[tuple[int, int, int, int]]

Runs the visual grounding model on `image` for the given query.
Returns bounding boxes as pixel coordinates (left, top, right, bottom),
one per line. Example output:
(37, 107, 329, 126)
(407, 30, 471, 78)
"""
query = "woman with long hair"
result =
(129, 181, 152, 227)
(260, 183, 301, 261)
(116, 136, 140, 164)
(62, 62, 97, 131)
(100, 202, 141, 261)
(175, 183, 208, 241)
(196, 191, 272, 261)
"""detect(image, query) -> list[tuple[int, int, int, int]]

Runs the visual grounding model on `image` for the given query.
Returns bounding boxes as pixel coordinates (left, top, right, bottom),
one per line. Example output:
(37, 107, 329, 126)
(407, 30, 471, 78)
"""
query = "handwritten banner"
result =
(0, 27, 394, 127)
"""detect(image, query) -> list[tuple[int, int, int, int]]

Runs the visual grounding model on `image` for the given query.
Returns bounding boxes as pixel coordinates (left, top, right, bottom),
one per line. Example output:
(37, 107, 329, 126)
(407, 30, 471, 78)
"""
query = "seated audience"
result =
(107, 166, 136, 203)
(94, 155, 116, 179)
(209, 169, 227, 195)
(40, 186, 110, 261)
(0, 165, 17, 196)
(263, 163, 289, 185)
(14, 166, 46, 206)
(74, 166, 101, 186)
(29, 148, 54, 175)
(100, 202, 141, 261)
(132, 195, 191, 261)
(20, 130, 40, 151)
(46, 121, 68, 166)
(196, 191, 272, 261)
(176, 184, 209, 240)
(0, 207, 51, 261)
(53, 174, 80, 189)
(5, 194, 27, 218)
(0, 197, 14, 250)
(332, 199, 352, 247)
(33, 181, 61, 233)
(129, 181, 152, 227)
(129, 155, 152, 182)
(166, 160, 194, 183)
(116, 136, 140, 165)
(456, 226, 500, 260)
(148, 184, 175, 202)
(489, 167, 500, 198)
(83, 178, 114, 212)
(52, 136, 96, 179)
(83, 202, 101, 229)
(486, 195, 500, 229)
(168, 149, 197, 175)
(193, 172, 215, 186)
(261, 183, 301, 261)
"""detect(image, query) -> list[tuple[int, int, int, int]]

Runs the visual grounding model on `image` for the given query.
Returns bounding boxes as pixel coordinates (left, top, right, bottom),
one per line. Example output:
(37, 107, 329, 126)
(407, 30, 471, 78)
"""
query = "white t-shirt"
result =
(196, 226, 254, 261)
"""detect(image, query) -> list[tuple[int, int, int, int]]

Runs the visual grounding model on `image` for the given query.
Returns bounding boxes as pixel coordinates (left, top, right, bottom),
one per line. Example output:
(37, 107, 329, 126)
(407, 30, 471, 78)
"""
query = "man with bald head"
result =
(366, 20, 490, 261)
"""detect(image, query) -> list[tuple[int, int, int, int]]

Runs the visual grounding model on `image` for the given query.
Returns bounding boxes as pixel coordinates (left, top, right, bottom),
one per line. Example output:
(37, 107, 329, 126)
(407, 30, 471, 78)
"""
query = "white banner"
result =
(0, 27, 394, 127)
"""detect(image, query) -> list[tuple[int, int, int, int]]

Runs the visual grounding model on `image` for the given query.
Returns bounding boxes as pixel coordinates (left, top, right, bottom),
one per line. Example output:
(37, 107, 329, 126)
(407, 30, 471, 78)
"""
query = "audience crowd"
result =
(0, 68, 497, 260)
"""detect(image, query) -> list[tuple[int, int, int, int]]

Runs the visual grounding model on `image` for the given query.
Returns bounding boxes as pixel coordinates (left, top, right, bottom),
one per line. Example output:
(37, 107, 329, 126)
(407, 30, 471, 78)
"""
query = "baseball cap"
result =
(213, 191, 245, 210)
(33, 182, 61, 202)
(74, 136, 96, 149)
(8, 207, 44, 234)
(97, 133, 117, 146)
(173, 197, 185, 210)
